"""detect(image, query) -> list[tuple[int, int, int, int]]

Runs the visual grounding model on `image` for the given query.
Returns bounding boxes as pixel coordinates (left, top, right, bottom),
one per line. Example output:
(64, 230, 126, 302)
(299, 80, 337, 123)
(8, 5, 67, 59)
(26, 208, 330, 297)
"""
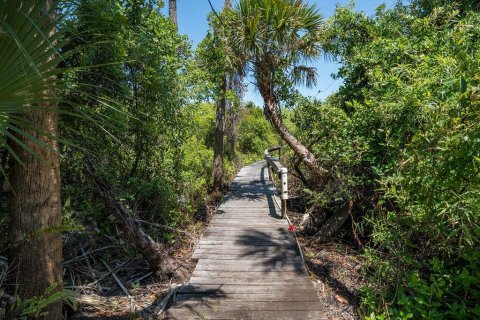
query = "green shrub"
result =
(294, 2, 480, 318)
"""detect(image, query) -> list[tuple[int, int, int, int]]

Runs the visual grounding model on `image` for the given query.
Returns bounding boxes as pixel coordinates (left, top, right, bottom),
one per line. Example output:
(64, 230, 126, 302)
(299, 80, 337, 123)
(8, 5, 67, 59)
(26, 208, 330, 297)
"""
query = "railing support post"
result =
(280, 168, 288, 219)
(265, 147, 288, 219)
(264, 149, 273, 181)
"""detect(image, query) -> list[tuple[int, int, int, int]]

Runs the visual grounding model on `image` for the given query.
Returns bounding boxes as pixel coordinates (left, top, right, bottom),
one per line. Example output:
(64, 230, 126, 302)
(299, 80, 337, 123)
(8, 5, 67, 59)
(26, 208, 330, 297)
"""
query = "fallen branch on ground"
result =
(135, 219, 196, 241)
(153, 284, 182, 318)
(84, 159, 188, 281)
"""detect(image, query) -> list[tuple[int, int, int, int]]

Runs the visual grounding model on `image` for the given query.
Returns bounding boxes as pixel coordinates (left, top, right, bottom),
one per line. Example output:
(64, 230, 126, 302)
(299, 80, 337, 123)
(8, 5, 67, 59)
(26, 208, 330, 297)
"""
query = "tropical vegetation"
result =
(0, 0, 478, 319)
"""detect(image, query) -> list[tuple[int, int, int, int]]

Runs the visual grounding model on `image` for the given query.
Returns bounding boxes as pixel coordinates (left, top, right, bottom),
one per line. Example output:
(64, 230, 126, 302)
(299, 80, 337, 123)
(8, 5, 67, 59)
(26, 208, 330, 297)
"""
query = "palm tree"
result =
(230, 0, 327, 174)
(1, 0, 63, 318)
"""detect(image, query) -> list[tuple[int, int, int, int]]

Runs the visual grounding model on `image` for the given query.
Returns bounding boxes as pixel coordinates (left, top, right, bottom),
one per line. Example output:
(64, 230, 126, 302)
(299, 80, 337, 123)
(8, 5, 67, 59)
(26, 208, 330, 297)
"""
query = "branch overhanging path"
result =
(165, 161, 325, 319)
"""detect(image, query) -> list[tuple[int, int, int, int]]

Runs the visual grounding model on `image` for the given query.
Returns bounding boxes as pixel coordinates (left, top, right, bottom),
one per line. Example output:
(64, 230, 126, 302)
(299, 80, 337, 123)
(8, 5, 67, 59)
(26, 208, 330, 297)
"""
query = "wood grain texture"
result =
(164, 161, 323, 319)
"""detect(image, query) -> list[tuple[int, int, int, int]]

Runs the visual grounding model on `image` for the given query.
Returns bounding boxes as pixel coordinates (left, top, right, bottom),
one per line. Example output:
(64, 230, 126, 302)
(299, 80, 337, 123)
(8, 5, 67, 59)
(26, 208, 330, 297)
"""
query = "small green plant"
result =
(12, 284, 63, 320)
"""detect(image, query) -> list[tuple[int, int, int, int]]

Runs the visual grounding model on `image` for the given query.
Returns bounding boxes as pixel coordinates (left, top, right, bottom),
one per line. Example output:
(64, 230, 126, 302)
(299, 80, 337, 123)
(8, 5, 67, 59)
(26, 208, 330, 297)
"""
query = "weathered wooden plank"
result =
(174, 292, 320, 302)
(202, 228, 288, 233)
(190, 270, 309, 278)
(192, 248, 299, 256)
(199, 235, 289, 242)
(165, 310, 325, 320)
(210, 217, 284, 223)
(197, 239, 292, 245)
(179, 284, 317, 295)
(188, 277, 311, 285)
(193, 245, 297, 251)
(196, 244, 296, 250)
(165, 309, 326, 320)
(213, 214, 281, 219)
(191, 254, 300, 260)
(207, 224, 286, 229)
(191, 253, 300, 260)
(212, 216, 280, 220)
(191, 252, 301, 260)
(169, 300, 322, 311)
(194, 258, 303, 267)
(207, 224, 289, 230)
(218, 204, 276, 209)
(211, 214, 282, 219)
(194, 264, 306, 272)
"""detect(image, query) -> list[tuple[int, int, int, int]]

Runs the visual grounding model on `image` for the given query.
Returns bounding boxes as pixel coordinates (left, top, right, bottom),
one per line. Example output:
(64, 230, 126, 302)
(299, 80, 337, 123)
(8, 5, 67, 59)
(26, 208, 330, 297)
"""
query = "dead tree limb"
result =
(309, 203, 352, 243)
(84, 159, 188, 281)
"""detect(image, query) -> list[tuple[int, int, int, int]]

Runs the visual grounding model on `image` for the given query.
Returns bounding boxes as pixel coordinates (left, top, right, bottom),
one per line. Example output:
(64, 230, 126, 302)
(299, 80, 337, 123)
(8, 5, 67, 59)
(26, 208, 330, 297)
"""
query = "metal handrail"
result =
(264, 146, 288, 218)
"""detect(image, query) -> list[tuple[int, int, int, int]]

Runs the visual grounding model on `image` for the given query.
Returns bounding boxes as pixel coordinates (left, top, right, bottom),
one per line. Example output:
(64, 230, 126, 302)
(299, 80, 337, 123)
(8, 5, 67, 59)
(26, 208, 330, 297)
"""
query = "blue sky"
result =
(161, 0, 397, 105)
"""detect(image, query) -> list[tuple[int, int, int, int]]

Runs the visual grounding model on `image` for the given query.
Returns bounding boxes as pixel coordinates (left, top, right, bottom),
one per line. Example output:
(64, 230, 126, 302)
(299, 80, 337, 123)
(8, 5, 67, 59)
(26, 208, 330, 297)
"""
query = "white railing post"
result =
(264, 149, 272, 181)
(264, 147, 289, 219)
(280, 167, 288, 218)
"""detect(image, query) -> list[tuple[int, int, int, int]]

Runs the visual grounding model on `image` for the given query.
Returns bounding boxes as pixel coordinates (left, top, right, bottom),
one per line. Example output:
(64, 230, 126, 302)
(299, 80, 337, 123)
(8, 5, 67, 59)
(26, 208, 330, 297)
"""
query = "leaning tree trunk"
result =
(212, 77, 227, 191)
(259, 86, 327, 176)
(259, 84, 353, 239)
(85, 160, 188, 281)
(169, 0, 177, 29)
(7, 1, 63, 318)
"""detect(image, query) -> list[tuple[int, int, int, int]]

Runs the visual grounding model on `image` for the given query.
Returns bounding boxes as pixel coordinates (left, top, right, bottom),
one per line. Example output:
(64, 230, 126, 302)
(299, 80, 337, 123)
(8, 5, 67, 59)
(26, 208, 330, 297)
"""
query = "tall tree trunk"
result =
(226, 76, 235, 160)
(259, 86, 327, 176)
(226, 107, 237, 161)
(7, 1, 63, 319)
(212, 77, 226, 191)
(7, 93, 63, 320)
(169, 0, 177, 29)
(226, 73, 243, 161)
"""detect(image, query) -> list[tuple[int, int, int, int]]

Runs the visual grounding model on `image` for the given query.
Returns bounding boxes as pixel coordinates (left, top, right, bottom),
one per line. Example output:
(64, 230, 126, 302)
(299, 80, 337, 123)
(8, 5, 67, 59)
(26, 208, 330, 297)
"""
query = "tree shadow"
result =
(163, 285, 228, 319)
(306, 259, 360, 307)
(233, 228, 305, 274)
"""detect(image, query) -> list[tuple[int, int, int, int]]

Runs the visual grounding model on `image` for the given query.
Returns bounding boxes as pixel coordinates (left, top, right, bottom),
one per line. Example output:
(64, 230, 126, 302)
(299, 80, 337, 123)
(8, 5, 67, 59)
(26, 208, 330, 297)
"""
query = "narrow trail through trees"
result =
(165, 161, 324, 319)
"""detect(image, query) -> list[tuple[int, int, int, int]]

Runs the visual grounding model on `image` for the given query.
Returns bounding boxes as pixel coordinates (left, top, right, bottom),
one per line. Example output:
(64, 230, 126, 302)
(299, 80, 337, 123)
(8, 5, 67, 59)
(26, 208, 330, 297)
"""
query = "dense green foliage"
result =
(0, 0, 274, 261)
(60, 0, 194, 235)
(57, 0, 276, 240)
(2, 1, 479, 319)
(292, 1, 480, 318)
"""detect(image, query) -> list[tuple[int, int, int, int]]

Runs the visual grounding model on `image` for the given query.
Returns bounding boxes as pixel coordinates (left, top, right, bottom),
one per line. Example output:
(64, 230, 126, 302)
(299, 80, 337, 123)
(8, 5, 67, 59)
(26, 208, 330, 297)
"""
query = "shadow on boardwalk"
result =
(234, 228, 305, 274)
(165, 162, 324, 319)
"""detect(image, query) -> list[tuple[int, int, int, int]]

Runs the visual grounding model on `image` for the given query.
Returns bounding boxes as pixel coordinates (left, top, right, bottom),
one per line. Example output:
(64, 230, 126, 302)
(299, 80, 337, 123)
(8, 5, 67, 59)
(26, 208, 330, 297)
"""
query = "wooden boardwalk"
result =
(165, 161, 324, 319)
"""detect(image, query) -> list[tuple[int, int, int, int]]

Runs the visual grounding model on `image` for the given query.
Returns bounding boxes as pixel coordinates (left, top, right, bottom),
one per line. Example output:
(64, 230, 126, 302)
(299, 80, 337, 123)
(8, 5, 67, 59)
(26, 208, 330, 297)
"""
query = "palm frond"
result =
(231, 0, 323, 89)
(0, 0, 62, 120)
(0, 0, 128, 174)
(292, 65, 317, 88)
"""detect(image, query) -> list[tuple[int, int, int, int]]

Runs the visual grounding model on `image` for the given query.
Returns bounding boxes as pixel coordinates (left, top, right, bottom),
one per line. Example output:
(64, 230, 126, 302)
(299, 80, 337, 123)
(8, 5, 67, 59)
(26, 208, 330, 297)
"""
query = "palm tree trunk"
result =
(226, 75, 237, 160)
(261, 89, 327, 176)
(213, 77, 226, 190)
(8, 106, 63, 320)
(261, 87, 351, 239)
(169, 0, 177, 29)
(226, 109, 237, 160)
(7, 1, 63, 318)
